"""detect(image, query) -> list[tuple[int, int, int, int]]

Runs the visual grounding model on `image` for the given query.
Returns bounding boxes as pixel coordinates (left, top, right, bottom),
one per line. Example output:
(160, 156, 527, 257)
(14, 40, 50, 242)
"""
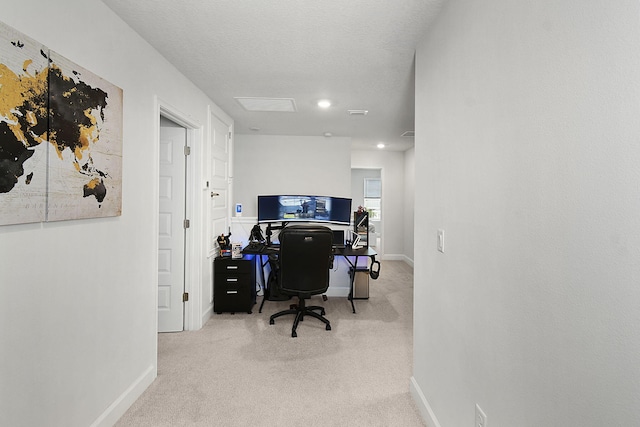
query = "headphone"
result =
(369, 259, 381, 280)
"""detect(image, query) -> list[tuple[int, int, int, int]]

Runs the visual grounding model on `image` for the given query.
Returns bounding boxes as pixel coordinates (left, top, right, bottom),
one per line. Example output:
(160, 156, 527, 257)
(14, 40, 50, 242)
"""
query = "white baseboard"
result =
(410, 376, 442, 427)
(381, 253, 414, 267)
(91, 365, 156, 427)
(403, 255, 414, 268)
(200, 305, 213, 329)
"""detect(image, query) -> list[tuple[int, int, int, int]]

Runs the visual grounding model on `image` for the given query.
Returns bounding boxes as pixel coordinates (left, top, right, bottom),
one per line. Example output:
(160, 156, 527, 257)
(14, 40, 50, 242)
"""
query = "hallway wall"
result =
(0, 1, 230, 425)
(412, 0, 640, 425)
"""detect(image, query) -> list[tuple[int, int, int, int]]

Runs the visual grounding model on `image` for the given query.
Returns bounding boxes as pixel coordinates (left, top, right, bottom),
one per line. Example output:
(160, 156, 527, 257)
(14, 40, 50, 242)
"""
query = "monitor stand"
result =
(265, 221, 287, 246)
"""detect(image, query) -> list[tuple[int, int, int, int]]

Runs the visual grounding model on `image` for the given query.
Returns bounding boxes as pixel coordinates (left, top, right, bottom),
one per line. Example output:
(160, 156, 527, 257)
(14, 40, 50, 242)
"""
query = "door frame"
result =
(155, 98, 203, 331)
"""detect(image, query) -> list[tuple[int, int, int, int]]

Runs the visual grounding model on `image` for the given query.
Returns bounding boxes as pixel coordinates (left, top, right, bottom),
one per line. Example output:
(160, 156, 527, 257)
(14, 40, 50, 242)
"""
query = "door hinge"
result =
(183, 219, 190, 229)
(184, 146, 191, 156)
(183, 292, 189, 302)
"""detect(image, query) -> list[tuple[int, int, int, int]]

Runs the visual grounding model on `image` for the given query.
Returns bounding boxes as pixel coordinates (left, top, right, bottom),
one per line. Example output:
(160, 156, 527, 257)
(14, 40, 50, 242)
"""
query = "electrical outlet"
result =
(437, 229, 445, 253)
(475, 404, 487, 427)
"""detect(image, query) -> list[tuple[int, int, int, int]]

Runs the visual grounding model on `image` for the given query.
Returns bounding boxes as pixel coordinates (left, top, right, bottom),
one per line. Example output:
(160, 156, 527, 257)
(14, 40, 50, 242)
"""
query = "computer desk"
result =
(242, 243, 378, 314)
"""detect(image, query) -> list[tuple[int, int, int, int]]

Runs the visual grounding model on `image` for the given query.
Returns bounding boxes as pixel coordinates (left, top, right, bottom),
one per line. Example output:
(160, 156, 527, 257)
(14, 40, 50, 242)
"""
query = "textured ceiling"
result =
(102, 0, 443, 151)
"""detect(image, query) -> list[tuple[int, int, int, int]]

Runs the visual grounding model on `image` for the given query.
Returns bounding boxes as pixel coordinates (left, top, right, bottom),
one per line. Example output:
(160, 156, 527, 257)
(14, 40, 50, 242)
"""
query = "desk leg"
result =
(348, 274, 356, 314)
(257, 255, 267, 313)
(348, 256, 358, 314)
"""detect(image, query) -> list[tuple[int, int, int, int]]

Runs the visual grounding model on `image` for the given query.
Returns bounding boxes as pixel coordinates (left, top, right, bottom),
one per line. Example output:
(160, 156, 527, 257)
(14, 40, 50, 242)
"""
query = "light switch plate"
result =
(437, 229, 445, 253)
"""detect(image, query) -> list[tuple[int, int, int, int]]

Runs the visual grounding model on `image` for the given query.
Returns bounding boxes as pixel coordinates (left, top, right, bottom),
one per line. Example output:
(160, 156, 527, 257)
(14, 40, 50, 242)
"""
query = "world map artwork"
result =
(0, 21, 122, 226)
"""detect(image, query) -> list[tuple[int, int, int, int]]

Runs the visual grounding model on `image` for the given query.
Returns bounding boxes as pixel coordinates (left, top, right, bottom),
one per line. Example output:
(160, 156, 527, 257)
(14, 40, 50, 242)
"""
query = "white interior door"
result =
(209, 112, 230, 259)
(158, 120, 187, 332)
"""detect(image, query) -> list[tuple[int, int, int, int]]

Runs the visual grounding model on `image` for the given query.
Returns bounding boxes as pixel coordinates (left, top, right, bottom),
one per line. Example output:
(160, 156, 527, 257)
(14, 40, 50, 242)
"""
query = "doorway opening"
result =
(351, 168, 382, 252)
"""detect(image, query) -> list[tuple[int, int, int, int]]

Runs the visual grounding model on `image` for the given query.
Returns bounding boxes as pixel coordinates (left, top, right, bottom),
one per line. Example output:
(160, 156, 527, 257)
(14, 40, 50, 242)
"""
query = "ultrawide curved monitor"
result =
(257, 195, 352, 225)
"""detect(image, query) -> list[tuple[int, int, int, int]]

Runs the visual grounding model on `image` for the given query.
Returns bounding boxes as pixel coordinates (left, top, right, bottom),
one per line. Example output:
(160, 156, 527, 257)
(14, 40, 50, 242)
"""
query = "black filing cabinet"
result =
(214, 255, 256, 314)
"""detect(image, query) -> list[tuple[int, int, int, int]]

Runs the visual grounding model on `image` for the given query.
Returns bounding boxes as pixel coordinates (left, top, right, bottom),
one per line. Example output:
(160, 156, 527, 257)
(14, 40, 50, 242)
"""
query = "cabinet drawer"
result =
(214, 287, 254, 313)
(214, 258, 252, 275)
(215, 286, 251, 299)
(214, 273, 250, 287)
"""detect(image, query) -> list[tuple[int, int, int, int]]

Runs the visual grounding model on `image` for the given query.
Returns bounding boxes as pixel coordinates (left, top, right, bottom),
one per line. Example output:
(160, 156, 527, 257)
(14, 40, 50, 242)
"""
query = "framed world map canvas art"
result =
(0, 21, 123, 226)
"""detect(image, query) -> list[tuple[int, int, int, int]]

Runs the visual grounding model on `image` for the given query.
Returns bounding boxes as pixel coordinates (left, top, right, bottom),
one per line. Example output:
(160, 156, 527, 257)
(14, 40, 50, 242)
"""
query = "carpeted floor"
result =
(115, 260, 425, 427)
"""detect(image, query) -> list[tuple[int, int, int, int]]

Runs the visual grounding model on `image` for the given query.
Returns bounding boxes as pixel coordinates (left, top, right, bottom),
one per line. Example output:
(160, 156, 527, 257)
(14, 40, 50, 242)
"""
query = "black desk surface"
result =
(242, 243, 279, 255)
(243, 243, 377, 257)
(335, 246, 377, 257)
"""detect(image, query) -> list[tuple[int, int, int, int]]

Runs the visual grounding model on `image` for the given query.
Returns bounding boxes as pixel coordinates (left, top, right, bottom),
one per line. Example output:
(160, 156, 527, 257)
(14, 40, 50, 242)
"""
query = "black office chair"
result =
(269, 224, 333, 337)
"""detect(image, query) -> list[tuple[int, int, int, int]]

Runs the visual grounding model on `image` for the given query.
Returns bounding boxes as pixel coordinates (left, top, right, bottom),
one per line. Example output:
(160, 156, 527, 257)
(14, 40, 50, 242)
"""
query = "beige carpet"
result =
(116, 260, 425, 427)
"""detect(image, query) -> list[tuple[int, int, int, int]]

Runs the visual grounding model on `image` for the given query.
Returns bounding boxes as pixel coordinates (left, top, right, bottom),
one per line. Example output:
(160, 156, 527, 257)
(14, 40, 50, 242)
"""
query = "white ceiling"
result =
(101, 0, 443, 151)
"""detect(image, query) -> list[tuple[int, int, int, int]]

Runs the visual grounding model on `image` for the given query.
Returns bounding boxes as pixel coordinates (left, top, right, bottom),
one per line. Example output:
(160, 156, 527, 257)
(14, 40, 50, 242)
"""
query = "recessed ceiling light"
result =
(377, 143, 385, 149)
(317, 100, 331, 108)
(324, 132, 333, 137)
(348, 109, 369, 115)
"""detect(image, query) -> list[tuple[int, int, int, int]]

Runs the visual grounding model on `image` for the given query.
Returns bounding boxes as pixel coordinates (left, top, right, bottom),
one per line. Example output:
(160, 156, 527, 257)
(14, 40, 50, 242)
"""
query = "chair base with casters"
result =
(269, 295, 331, 337)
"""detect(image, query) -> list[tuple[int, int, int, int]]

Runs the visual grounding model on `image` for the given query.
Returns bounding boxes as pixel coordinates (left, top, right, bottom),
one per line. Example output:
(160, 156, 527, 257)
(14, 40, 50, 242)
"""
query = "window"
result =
(363, 178, 381, 220)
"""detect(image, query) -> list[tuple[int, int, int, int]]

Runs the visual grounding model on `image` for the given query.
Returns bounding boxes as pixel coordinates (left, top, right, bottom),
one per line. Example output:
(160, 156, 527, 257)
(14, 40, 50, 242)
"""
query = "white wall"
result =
(352, 150, 406, 260)
(412, 0, 640, 426)
(231, 133, 352, 246)
(232, 134, 352, 217)
(0, 1, 230, 426)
